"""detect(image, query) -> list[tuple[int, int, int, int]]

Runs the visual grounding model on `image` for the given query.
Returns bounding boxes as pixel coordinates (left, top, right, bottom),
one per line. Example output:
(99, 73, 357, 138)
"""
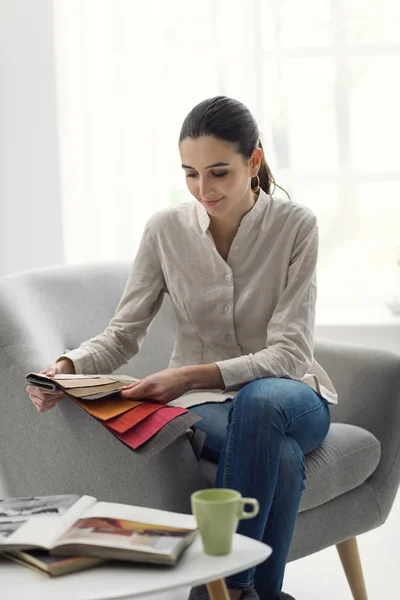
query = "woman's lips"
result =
(204, 197, 224, 206)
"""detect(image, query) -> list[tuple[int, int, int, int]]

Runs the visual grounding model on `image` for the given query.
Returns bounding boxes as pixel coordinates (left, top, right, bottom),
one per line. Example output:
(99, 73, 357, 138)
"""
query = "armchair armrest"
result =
(314, 340, 400, 520)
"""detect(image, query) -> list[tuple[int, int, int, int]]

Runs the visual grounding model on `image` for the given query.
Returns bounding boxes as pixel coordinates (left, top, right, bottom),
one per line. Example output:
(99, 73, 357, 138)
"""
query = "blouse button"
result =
(225, 333, 232, 341)
(233, 245, 240, 250)
(225, 273, 231, 282)
(224, 305, 229, 312)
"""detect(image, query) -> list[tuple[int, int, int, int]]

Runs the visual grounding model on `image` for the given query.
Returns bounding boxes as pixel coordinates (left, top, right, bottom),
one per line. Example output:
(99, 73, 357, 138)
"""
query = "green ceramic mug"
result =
(191, 488, 259, 555)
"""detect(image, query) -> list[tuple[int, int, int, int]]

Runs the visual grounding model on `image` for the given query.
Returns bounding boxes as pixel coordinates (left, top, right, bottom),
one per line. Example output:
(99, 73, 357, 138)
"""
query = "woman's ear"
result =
(251, 147, 263, 176)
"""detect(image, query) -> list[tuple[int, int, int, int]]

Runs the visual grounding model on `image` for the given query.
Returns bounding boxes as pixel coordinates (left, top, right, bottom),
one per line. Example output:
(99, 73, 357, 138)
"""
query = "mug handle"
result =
(238, 497, 259, 519)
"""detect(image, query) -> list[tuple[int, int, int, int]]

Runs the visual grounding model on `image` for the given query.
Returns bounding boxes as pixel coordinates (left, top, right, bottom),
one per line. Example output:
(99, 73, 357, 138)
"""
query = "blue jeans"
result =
(188, 377, 331, 600)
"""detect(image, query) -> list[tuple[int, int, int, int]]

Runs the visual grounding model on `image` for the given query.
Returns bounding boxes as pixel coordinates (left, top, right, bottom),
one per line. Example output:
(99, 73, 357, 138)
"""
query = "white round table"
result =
(1, 534, 272, 600)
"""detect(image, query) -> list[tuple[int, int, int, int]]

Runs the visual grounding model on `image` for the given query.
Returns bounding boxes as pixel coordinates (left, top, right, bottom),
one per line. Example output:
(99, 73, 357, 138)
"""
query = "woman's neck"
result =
(208, 189, 258, 242)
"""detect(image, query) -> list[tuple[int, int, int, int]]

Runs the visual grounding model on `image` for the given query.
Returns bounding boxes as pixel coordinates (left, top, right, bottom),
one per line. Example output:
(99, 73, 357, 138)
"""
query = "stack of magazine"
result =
(0, 494, 198, 576)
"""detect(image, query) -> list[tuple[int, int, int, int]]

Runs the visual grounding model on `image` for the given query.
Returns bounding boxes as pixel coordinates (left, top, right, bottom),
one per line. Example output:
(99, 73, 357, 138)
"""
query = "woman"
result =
(27, 96, 337, 600)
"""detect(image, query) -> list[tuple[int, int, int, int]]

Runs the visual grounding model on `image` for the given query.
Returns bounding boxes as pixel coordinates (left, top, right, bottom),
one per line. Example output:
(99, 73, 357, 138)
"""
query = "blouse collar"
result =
(195, 188, 270, 233)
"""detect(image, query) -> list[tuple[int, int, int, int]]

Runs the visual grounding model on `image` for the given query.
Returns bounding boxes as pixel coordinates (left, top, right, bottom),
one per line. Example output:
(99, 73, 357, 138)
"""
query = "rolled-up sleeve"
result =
(56, 226, 166, 374)
(215, 213, 318, 391)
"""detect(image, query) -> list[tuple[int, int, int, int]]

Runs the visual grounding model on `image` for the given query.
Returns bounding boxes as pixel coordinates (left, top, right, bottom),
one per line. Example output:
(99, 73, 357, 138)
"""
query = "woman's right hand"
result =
(27, 358, 75, 414)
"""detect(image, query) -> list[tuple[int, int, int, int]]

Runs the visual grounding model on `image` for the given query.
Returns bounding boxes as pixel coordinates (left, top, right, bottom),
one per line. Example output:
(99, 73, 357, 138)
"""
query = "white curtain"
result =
(53, 0, 400, 315)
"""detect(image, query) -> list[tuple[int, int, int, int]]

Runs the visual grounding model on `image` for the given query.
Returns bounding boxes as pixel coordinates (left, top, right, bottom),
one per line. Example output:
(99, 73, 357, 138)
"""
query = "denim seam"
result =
(225, 577, 255, 590)
(223, 403, 236, 487)
(222, 403, 255, 589)
(288, 398, 328, 428)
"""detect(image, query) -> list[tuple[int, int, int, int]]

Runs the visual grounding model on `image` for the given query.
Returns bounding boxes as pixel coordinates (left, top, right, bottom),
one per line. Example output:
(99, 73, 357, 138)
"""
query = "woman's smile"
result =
(203, 196, 225, 207)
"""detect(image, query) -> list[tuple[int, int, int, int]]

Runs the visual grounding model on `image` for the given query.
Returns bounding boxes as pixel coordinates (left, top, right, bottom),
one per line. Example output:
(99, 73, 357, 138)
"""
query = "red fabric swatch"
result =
(104, 406, 188, 450)
(106, 402, 164, 434)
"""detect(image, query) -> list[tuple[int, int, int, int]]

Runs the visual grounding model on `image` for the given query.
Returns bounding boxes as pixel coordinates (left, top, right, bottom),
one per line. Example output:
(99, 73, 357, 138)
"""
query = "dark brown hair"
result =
(179, 95, 289, 198)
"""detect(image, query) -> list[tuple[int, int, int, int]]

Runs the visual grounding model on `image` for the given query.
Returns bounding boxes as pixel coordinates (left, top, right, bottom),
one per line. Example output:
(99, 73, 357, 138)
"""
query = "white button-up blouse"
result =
(59, 189, 338, 405)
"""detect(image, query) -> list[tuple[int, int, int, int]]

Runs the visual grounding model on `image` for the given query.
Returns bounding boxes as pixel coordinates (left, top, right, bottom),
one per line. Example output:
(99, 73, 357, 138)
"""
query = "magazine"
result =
(0, 494, 198, 567)
(2, 549, 104, 577)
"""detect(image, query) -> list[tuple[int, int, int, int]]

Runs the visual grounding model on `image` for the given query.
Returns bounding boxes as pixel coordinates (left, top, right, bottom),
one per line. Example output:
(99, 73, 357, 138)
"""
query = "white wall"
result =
(0, 1, 398, 356)
(0, 0, 64, 276)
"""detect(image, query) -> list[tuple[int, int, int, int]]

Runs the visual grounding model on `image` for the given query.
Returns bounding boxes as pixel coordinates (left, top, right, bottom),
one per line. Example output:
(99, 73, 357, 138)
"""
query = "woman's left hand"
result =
(118, 368, 191, 404)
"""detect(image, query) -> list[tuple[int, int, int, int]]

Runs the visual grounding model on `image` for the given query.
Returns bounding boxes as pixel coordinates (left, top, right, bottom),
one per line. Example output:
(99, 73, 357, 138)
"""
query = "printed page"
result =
(54, 501, 197, 555)
(79, 502, 197, 529)
(0, 495, 96, 550)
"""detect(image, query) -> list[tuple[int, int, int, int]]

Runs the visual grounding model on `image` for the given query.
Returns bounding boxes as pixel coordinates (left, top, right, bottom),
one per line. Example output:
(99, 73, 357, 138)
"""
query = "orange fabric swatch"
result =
(71, 392, 143, 420)
(105, 402, 164, 434)
(105, 406, 187, 449)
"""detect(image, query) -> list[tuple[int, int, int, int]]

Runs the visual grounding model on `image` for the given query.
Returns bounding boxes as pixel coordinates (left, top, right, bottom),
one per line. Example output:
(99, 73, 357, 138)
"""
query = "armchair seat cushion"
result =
(199, 423, 381, 512)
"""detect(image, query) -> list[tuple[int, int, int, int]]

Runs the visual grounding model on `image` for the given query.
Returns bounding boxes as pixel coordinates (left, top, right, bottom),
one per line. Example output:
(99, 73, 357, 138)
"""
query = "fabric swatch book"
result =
(25, 372, 235, 457)
(0, 494, 198, 570)
(25, 373, 141, 401)
(25, 373, 236, 408)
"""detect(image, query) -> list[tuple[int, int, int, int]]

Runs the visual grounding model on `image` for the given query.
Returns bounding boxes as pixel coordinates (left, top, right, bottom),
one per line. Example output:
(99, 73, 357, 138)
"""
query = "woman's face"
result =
(179, 135, 260, 217)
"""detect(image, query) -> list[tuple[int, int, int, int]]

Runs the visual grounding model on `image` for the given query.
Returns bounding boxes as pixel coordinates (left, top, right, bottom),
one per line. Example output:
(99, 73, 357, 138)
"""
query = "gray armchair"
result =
(1, 262, 399, 600)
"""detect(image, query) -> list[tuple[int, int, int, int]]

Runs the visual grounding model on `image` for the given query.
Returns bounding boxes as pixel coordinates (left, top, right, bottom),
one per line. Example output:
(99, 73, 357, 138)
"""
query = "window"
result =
(168, 0, 400, 315)
(54, 0, 400, 319)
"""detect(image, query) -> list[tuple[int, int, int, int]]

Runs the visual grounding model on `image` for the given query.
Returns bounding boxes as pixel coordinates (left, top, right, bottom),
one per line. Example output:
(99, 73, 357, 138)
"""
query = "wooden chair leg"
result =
(336, 537, 368, 600)
(206, 579, 230, 600)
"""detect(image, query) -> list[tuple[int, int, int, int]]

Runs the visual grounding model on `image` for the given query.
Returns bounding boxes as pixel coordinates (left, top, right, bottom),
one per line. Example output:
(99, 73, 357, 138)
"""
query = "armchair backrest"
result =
(0, 261, 176, 377)
(1, 262, 399, 517)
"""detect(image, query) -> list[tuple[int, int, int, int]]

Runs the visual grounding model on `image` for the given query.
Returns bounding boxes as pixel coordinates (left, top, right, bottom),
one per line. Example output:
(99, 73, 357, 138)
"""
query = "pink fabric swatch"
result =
(104, 406, 188, 449)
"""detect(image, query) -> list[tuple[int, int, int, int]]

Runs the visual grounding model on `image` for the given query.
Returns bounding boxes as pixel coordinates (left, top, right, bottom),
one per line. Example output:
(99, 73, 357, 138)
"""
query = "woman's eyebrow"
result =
(181, 162, 230, 170)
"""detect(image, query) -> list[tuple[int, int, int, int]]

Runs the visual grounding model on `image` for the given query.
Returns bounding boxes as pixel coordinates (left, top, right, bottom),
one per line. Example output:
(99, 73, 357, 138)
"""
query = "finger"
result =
(39, 367, 57, 377)
(119, 381, 149, 399)
(31, 394, 63, 406)
(33, 395, 61, 408)
(39, 389, 64, 398)
(36, 404, 58, 414)
(27, 385, 63, 396)
(28, 388, 65, 400)
(32, 399, 59, 413)
(29, 390, 64, 403)
(119, 381, 141, 390)
(29, 392, 64, 403)
(119, 388, 144, 399)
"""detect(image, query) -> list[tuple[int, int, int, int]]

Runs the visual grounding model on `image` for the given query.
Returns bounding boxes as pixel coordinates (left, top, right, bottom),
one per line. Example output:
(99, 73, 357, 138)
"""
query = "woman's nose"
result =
(198, 178, 215, 199)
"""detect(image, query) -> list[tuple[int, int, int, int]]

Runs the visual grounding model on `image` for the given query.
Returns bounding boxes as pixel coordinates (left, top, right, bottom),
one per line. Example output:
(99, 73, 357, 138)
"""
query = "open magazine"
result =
(0, 495, 198, 568)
